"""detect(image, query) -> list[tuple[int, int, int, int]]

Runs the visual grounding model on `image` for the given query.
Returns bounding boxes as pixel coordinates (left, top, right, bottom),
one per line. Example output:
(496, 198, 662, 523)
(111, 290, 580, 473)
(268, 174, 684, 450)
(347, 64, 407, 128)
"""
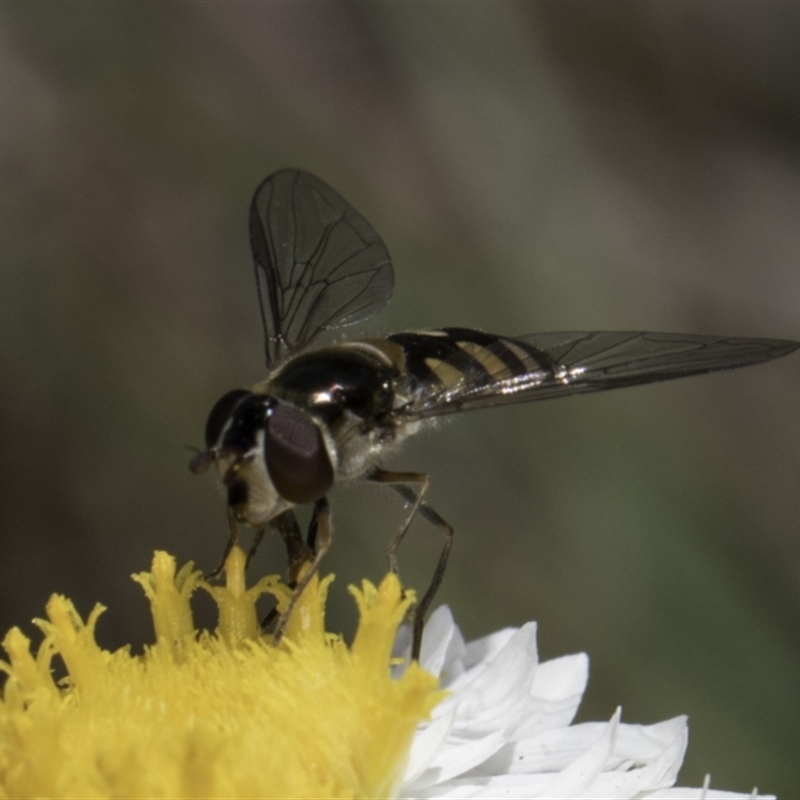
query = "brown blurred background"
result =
(1, 2, 799, 794)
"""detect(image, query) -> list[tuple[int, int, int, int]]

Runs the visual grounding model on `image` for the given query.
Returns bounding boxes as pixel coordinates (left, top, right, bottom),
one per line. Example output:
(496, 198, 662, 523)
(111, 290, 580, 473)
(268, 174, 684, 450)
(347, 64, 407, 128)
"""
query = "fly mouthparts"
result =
(187, 445, 216, 475)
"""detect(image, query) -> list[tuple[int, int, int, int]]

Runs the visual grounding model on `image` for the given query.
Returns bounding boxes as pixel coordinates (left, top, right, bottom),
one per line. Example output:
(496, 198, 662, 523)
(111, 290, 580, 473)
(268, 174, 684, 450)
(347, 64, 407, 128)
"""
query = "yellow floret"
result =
(0, 547, 443, 799)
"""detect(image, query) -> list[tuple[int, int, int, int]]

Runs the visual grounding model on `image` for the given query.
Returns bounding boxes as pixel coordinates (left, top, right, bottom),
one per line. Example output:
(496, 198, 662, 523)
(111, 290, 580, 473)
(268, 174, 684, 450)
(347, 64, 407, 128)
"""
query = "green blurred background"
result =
(1, 2, 799, 795)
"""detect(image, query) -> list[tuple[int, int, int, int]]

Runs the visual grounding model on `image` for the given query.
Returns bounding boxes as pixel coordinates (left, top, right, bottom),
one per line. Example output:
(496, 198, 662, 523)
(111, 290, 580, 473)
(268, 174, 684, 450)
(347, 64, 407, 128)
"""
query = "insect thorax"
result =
(255, 342, 406, 480)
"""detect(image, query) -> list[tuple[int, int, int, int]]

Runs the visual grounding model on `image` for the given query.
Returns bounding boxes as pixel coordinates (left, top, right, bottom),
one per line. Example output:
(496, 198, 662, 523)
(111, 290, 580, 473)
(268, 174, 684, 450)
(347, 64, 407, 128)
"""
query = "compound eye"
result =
(204, 389, 252, 448)
(265, 401, 333, 504)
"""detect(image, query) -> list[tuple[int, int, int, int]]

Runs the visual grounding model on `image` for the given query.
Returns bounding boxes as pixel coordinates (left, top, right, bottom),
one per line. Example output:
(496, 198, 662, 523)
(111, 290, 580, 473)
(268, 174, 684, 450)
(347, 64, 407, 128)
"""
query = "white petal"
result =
(406, 624, 541, 790)
(400, 614, 768, 800)
(559, 720, 685, 798)
(444, 623, 539, 734)
(498, 715, 687, 774)
(404, 703, 458, 786)
(460, 626, 520, 670)
(406, 772, 570, 799)
(515, 652, 589, 738)
(643, 789, 775, 799)
(536, 707, 621, 798)
(419, 605, 467, 680)
(405, 728, 511, 791)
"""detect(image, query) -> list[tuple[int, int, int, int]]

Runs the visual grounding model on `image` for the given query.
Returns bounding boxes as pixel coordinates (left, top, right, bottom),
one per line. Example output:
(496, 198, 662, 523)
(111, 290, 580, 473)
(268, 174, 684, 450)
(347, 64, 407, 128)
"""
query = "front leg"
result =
(205, 507, 242, 580)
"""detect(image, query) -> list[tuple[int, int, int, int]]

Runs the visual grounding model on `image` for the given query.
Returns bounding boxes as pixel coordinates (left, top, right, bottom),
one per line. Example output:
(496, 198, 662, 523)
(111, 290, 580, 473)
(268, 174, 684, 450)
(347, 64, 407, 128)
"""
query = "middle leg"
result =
(366, 468, 454, 660)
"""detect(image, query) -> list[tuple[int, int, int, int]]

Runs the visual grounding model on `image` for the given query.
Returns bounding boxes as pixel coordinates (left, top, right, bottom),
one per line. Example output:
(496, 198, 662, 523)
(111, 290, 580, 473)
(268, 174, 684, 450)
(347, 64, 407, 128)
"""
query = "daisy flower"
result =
(401, 606, 771, 799)
(0, 547, 773, 799)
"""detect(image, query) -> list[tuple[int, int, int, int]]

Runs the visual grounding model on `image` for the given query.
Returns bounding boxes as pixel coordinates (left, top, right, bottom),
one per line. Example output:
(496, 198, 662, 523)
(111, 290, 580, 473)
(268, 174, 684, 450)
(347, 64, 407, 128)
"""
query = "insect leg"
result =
(259, 510, 310, 630)
(367, 469, 454, 661)
(205, 507, 241, 580)
(306, 498, 328, 553)
(272, 496, 331, 646)
(270, 509, 314, 585)
(244, 526, 266, 570)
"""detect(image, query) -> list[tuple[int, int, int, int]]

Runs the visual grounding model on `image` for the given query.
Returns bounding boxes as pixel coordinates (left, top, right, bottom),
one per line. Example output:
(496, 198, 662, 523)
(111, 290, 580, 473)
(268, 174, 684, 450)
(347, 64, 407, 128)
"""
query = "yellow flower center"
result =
(0, 548, 443, 798)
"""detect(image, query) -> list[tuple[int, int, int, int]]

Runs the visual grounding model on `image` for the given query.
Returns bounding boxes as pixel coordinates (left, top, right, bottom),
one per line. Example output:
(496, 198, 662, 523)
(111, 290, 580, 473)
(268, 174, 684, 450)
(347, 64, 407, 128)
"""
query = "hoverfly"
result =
(191, 168, 798, 659)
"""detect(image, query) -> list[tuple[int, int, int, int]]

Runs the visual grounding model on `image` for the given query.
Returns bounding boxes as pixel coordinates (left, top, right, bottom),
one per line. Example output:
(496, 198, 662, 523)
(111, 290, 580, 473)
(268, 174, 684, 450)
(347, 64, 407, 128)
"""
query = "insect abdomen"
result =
(387, 327, 549, 395)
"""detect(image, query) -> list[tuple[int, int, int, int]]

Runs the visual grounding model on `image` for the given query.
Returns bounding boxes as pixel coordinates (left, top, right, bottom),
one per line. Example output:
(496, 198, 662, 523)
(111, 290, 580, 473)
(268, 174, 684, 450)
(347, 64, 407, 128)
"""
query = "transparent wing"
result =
(249, 169, 394, 369)
(389, 328, 798, 419)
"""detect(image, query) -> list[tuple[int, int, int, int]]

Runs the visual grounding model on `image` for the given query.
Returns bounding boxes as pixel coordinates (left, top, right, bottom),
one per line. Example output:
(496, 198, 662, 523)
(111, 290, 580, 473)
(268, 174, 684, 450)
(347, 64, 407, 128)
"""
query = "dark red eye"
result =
(265, 401, 333, 504)
(204, 389, 252, 448)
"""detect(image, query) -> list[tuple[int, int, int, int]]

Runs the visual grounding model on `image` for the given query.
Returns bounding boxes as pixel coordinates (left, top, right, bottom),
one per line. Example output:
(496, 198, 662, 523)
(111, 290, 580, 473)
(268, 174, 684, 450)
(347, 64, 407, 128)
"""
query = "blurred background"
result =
(1, 2, 799, 794)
